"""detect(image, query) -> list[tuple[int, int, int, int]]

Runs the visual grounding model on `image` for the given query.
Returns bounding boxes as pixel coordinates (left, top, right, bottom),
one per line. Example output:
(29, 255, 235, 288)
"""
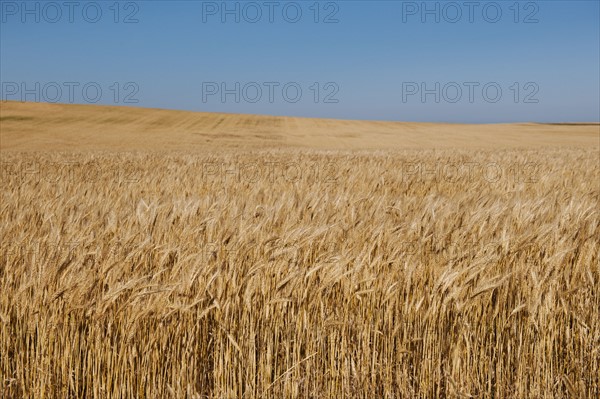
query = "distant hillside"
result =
(1, 101, 598, 151)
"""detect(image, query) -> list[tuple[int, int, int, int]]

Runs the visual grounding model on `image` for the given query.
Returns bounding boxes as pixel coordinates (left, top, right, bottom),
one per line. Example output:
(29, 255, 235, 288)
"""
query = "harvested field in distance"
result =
(1, 101, 598, 151)
(1, 102, 599, 398)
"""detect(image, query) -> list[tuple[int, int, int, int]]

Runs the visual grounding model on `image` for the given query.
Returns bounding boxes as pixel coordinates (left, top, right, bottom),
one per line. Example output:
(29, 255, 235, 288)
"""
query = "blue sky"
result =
(1, 0, 599, 122)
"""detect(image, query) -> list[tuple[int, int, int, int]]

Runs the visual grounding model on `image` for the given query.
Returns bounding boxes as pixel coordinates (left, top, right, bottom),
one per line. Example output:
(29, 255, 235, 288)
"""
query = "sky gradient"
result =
(1, 0, 599, 123)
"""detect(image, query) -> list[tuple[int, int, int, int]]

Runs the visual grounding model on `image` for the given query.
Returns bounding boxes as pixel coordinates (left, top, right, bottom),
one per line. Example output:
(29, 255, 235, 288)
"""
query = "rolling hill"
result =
(1, 101, 598, 151)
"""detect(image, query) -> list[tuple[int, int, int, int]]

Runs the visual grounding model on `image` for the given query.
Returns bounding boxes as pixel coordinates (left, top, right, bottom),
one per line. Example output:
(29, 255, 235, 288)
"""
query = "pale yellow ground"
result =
(1, 101, 598, 151)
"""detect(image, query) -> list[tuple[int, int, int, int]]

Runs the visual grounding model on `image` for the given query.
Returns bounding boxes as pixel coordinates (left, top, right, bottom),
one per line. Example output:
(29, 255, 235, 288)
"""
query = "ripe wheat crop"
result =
(1, 146, 598, 398)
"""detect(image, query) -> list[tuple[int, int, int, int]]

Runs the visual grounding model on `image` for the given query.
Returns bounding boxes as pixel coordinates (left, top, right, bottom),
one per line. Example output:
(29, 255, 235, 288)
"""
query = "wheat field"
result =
(1, 102, 599, 398)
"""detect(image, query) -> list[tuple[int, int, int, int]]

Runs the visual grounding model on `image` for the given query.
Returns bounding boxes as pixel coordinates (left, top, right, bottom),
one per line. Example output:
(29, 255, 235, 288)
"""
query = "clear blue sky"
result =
(1, 0, 599, 122)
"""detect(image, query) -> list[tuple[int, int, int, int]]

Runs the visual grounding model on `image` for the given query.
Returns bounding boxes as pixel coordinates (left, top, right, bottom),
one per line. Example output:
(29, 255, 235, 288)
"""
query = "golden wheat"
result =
(1, 145, 598, 398)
